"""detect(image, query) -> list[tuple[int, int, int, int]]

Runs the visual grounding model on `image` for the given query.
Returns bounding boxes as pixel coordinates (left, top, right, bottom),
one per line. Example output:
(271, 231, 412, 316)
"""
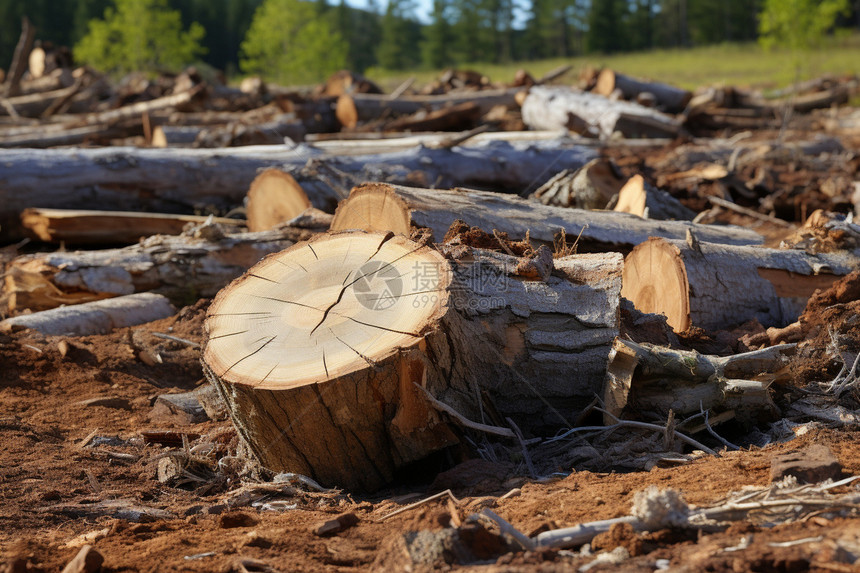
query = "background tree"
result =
(422, 0, 454, 68)
(240, 0, 347, 84)
(759, 0, 850, 79)
(377, 0, 421, 69)
(587, 0, 629, 53)
(74, 0, 205, 75)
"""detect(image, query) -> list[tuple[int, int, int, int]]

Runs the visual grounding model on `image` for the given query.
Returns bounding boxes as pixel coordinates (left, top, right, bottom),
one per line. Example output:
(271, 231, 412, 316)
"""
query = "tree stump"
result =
(202, 230, 623, 491)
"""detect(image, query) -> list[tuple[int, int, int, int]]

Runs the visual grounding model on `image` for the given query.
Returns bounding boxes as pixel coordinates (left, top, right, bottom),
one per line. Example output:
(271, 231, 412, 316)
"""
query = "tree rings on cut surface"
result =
(329, 183, 413, 236)
(202, 231, 458, 491)
(245, 169, 312, 232)
(204, 231, 450, 389)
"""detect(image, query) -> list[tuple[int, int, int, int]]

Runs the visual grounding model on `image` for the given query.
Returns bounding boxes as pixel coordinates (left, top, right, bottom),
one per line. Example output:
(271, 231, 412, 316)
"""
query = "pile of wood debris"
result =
(3, 32, 860, 571)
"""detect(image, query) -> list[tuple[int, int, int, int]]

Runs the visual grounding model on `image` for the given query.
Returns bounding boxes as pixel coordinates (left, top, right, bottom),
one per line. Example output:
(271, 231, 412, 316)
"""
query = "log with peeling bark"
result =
(245, 169, 311, 232)
(613, 175, 695, 220)
(20, 208, 243, 245)
(330, 183, 763, 251)
(593, 70, 692, 113)
(0, 139, 594, 238)
(0, 292, 175, 336)
(336, 88, 521, 128)
(521, 86, 680, 139)
(192, 115, 307, 147)
(4, 225, 315, 312)
(603, 338, 794, 425)
(530, 158, 625, 209)
(621, 236, 860, 332)
(202, 230, 622, 491)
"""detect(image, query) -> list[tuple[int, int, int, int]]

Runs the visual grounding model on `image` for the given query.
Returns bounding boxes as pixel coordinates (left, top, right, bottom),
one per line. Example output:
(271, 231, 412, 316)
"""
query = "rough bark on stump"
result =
(5, 226, 312, 312)
(202, 231, 623, 491)
(330, 183, 762, 251)
(621, 236, 860, 332)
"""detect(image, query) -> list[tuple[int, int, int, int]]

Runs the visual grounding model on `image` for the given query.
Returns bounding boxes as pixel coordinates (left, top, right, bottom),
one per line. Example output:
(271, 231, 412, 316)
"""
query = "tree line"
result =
(0, 0, 856, 85)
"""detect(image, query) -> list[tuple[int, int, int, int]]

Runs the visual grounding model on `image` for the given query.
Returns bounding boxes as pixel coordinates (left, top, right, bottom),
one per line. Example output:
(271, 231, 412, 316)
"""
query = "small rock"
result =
(150, 392, 208, 425)
(60, 545, 103, 573)
(156, 457, 183, 484)
(313, 512, 359, 536)
(219, 511, 259, 529)
(770, 444, 842, 484)
(78, 397, 131, 410)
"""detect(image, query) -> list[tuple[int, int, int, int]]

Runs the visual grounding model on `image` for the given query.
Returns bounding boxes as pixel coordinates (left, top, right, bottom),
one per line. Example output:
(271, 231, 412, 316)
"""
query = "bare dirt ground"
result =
(2, 282, 860, 572)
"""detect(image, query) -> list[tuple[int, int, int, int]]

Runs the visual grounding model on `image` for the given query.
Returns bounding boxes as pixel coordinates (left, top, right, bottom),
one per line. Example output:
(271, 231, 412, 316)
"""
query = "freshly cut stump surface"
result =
(203, 231, 458, 491)
(204, 231, 449, 389)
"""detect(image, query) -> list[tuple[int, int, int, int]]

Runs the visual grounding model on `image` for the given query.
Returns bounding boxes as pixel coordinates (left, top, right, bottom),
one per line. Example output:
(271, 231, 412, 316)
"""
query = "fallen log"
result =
(245, 169, 311, 232)
(0, 139, 594, 238)
(202, 230, 623, 490)
(604, 338, 794, 424)
(521, 86, 680, 139)
(613, 175, 695, 220)
(0, 123, 135, 148)
(5, 225, 310, 312)
(530, 158, 625, 209)
(20, 208, 243, 245)
(336, 88, 520, 128)
(330, 183, 763, 251)
(594, 69, 692, 113)
(0, 292, 175, 336)
(621, 236, 859, 332)
(381, 102, 481, 133)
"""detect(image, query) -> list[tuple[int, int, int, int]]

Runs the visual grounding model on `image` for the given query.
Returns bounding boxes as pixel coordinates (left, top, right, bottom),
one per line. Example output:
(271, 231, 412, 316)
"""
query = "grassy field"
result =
(366, 35, 860, 93)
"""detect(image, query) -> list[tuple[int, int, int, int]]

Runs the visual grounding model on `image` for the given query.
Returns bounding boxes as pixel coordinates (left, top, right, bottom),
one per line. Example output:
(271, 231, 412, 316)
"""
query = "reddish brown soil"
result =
(2, 296, 860, 572)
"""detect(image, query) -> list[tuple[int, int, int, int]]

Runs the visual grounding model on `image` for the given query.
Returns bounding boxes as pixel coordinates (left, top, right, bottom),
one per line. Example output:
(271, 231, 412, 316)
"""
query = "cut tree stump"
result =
(5, 225, 312, 312)
(202, 230, 623, 491)
(245, 169, 312, 232)
(521, 86, 680, 139)
(21, 208, 243, 245)
(530, 158, 625, 210)
(330, 183, 762, 251)
(593, 70, 692, 113)
(603, 338, 794, 424)
(621, 236, 860, 332)
(0, 292, 175, 336)
(613, 175, 695, 220)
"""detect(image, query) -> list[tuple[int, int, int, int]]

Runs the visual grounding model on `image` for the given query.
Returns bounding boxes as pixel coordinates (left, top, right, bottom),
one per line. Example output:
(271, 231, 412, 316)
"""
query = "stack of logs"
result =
(2, 135, 858, 490)
(3, 31, 860, 491)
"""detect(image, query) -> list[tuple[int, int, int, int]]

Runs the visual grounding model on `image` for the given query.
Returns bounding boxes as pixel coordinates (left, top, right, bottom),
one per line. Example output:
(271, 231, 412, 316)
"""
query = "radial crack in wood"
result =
(202, 230, 624, 491)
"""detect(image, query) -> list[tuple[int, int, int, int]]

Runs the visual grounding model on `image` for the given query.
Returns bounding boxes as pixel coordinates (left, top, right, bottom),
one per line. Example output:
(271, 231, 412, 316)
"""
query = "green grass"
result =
(366, 35, 860, 92)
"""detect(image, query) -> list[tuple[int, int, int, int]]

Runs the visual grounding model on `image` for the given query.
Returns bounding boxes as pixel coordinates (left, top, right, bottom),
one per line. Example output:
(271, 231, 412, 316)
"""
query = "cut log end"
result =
(246, 169, 312, 232)
(204, 231, 451, 391)
(329, 183, 413, 236)
(621, 238, 691, 332)
(614, 175, 648, 217)
(335, 94, 360, 129)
